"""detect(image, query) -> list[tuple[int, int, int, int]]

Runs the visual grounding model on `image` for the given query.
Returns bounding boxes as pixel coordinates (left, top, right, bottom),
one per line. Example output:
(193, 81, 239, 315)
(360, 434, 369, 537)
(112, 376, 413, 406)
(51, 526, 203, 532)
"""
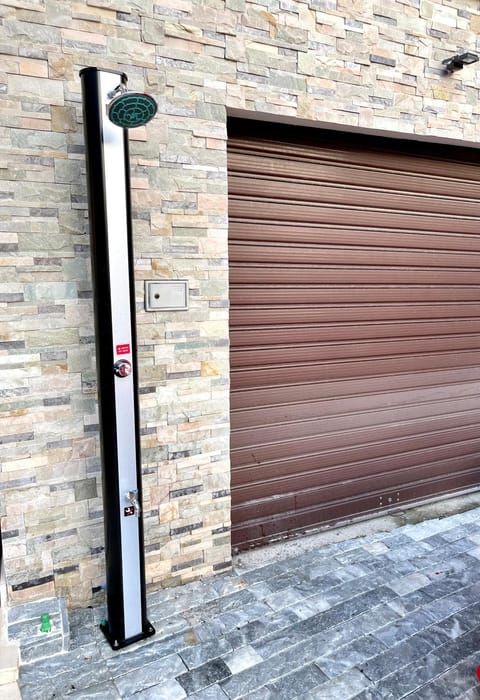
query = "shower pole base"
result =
(100, 619, 155, 651)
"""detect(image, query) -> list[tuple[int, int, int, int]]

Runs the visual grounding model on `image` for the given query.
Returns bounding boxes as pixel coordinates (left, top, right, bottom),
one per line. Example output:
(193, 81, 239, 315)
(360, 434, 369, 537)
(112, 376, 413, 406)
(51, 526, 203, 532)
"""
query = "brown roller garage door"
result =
(228, 118, 480, 550)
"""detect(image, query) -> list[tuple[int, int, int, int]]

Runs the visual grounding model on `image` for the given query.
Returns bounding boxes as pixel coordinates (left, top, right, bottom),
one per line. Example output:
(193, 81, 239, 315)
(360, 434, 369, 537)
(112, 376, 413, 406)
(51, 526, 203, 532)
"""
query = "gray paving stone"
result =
(341, 561, 378, 579)
(8, 598, 66, 625)
(421, 533, 451, 549)
(289, 597, 330, 620)
(242, 687, 276, 699)
(361, 632, 435, 683)
(467, 546, 480, 561)
(266, 662, 328, 699)
(148, 587, 216, 620)
(194, 620, 227, 643)
(225, 609, 299, 649)
(264, 585, 312, 611)
(385, 542, 434, 563)
(437, 601, 480, 637)
(177, 658, 231, 695)
(386, 572, 431, 597)
(305, 560, 339, 580)
(19, 647, 103, 685)
(351, 689, 384, 700)
(435, 626, 480, 667)
(105, 635, 188, 677)
(380, 533, 416, 549)
(372, 607, 438, 647)
(68, 681, 122, 698)
(69, 609, 97, 650)
(444, 538, 478, 555)
(266, 570, 306, 592)
(423, 592, 472, 623)
(334, 548, 376, 566)
(306, 586, 398, 634)
(222, 645, 263, 674)
(125, 678, 187, 699)
(215, 605, 268, 631)
(248, 581, 273, 600)
(405, 653, 480, 699)
(237, 561, 287, 584)
(220, 649, 295, 698)
(20, 634, 67, 663)
(186, 589, 257, 627)
(208, 575, 249, 598)
(147, 614, 191, 640)
(114, 654, 187, 696)
(362, 542, 390, 555)
(365, 651, 447, 700)
(387, 589, 434, 616)
(252, 623, 307, 659)
(442, 524, 480, 543)
(317, 635, 388, 679)
(188, 686, 229, 699)
(21, 658, 111, 699)
(20, 684, 58, 700)
(302, 573, 348, 600)
(180, 637, 233, 670)
(8, 597, 69, 662)
(331, 603, 401, 641)
(252, 590, 398, 661)
(421, 574, 475, 602)
(403, 521, 455, 542)
(302, 668, 370, 699)
(322, 577, 383, 607)
(365, 625, 480, 694)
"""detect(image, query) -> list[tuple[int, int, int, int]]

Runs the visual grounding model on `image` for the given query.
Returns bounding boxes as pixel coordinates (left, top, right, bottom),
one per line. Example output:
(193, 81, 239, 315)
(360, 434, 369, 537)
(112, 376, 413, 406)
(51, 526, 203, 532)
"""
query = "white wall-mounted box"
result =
(145, 280, 189, 311)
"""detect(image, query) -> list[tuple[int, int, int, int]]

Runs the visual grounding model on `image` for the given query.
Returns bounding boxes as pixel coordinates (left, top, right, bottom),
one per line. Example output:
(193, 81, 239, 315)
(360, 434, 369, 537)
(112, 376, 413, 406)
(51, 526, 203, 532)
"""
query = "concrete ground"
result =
(16, 493, 480, 699)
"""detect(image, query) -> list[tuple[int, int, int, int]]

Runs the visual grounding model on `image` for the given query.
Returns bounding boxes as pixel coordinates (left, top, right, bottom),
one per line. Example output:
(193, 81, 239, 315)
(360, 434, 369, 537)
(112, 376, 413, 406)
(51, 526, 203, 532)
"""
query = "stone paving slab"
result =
(7, 597, 69, 663)
(17, 505, 480, 699)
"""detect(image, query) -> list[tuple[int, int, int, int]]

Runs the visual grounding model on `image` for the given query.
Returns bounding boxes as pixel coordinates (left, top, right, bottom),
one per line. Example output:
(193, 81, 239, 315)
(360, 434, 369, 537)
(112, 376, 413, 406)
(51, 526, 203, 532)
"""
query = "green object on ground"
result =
(40, 613, 51, 633)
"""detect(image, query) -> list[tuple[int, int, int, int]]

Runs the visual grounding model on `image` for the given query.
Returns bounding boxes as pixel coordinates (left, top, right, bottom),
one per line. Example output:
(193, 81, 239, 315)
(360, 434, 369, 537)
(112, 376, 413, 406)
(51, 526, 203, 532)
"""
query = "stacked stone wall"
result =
(1, 0, 479, 607)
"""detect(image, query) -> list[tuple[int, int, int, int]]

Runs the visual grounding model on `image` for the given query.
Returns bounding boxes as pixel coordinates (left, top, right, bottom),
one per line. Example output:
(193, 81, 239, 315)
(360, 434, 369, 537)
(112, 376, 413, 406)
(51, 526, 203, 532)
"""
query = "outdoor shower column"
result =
(80, 67, 155, 649)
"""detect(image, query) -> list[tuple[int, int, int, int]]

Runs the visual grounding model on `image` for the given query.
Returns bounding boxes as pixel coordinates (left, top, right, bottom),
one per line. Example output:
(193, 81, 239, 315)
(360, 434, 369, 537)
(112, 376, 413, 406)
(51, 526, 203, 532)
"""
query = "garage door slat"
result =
(230, 222, 480, 253)
(229, 174, 480, 218)
(230, 303, 480, 326)
(233, 437, 480, 502)
(228, 142, 480, 182)
(231, 467, 480, 547)
(230, 320, 480, 347)
(231, 383, 480, 434)
(230, 367, 480, 410)
(231, 351, 480, 389)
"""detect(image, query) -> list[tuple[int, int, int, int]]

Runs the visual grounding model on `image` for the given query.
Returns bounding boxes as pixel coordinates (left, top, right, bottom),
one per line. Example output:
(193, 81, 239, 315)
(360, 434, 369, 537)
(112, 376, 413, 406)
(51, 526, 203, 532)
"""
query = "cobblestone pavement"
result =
(18, 507, 480, 699)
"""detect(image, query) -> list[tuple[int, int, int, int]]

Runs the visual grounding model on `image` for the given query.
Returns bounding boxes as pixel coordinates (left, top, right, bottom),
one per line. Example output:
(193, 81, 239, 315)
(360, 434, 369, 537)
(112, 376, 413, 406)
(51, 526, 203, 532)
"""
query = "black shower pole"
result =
(80, 67, 154, 649)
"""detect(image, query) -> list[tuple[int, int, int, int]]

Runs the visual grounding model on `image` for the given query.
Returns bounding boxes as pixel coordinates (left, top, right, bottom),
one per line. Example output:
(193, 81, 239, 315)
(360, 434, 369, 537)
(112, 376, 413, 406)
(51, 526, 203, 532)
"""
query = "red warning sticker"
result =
(116, 344, 130, 355)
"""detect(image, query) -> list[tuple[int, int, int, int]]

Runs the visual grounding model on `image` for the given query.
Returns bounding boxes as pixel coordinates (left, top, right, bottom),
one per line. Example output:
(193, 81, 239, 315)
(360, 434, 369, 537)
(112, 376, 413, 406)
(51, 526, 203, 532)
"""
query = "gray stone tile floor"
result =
(17, 506, 480, 699)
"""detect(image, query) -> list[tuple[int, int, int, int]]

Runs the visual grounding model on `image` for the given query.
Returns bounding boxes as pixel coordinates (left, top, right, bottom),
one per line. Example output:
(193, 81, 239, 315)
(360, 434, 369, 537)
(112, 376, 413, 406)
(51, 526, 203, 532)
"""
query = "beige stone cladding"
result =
(0, 0, 479, 608)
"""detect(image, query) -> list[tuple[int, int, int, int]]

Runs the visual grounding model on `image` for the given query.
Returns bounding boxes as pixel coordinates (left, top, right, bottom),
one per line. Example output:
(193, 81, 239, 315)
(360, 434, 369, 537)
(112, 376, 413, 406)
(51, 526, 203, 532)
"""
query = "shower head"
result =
(107, 87, 157, 129)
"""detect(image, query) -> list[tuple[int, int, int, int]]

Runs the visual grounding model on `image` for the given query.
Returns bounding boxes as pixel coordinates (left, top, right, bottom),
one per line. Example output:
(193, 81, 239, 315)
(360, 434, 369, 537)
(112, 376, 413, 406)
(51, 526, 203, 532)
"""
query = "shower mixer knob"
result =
(113, 359, 132, 378)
